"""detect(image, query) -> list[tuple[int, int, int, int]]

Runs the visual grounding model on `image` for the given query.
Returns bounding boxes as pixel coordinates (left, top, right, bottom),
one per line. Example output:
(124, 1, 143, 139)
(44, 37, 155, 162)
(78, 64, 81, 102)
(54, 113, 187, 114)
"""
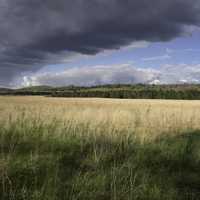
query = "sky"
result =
(0, 0, 200, 88)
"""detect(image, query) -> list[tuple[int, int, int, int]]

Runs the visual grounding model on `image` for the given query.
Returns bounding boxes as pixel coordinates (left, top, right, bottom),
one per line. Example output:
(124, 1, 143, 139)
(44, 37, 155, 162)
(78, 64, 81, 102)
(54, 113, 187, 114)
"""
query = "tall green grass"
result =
(1, 118, 200, 200)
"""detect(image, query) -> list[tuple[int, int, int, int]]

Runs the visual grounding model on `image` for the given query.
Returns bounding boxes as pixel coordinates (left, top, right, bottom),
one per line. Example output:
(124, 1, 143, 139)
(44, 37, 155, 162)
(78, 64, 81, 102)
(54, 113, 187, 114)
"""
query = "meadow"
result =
(1, 96, 200, 199)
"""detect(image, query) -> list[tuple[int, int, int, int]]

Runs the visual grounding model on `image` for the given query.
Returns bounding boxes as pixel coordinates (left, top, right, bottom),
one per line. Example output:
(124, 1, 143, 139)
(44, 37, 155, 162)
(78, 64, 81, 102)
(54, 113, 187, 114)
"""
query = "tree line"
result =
(1, 84, 200, 100)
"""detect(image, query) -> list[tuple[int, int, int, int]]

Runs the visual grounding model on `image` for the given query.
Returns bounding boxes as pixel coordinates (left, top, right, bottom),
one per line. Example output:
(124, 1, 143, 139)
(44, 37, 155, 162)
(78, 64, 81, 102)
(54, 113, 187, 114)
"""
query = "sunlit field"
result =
(1, 96, 200, 139)
(1, 96, 200, 200)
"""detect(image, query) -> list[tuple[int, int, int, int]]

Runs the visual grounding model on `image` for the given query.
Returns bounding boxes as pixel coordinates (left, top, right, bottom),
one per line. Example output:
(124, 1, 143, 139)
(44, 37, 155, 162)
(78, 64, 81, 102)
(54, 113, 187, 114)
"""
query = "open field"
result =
(1, 96, 200, 199)
(1, 96, 200, 139)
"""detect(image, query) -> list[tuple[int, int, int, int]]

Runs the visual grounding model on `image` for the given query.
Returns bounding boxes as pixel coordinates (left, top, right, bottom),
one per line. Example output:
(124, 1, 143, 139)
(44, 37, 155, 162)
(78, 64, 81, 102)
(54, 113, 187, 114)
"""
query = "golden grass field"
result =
(1, 95, 200, 140)
(1, 96, 200, 200)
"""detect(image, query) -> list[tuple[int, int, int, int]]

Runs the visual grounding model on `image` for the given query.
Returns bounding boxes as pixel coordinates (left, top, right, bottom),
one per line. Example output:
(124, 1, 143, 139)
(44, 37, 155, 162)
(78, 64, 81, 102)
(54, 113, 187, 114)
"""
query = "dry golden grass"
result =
(1, 96, 200, 200)
(1, 96, 200, 140)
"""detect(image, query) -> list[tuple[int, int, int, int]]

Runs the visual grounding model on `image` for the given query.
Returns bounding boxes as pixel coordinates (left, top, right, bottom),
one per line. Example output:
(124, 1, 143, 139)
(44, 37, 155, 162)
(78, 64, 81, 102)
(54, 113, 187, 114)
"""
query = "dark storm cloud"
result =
(0, 0, 200, 86)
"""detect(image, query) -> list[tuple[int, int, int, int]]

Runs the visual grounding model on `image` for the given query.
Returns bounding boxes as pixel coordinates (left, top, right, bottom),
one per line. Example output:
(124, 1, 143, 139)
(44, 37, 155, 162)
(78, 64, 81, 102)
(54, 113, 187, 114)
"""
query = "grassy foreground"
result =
(1, 96, 200, 199)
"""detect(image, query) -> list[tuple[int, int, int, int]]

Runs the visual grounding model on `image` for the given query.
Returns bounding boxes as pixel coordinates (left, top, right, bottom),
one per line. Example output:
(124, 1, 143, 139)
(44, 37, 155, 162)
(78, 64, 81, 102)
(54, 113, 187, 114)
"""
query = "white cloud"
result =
(21, 64, 159, 87)
(166, 48, 200, 54)
(149, 79, 161, 85)
(20, 63, 200, 87)
(122, 41, 150, 50)
(142, 54, 171, 61)
(97, 41, 150, 57)
(159, 64, 200, 84)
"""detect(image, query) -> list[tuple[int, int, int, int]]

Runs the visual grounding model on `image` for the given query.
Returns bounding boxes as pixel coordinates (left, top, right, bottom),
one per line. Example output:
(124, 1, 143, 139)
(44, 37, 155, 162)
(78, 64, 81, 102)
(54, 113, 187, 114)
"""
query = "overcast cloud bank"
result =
(20, 64, 200, 87)
(1, 0, 200, 86)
